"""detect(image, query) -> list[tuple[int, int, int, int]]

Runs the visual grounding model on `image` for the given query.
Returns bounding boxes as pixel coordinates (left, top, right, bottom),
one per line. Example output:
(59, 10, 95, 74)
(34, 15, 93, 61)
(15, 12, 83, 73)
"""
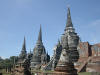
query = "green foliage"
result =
(0, 69, 12, 75)
(0, 56, 18, 69)
(3, 74, 11, 75)
(0, 57, 3, 61)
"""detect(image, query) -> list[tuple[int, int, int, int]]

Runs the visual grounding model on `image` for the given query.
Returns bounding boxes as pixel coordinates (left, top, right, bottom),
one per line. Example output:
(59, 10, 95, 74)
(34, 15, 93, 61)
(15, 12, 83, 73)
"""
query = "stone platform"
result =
(55, 62, 78, 75)
(32, 62, 78, 75)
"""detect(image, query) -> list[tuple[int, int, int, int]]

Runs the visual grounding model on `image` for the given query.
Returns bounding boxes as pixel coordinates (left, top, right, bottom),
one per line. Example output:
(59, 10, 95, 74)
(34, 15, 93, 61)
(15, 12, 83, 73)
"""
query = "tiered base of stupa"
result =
(54, 61, 78, 75)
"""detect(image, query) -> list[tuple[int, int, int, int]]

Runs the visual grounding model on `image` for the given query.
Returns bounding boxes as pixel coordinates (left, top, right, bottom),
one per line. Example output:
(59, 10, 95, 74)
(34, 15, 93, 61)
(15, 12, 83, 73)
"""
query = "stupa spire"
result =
(66, 7, 73, 28)
(58, 39, 60, 45)
(19, 36, 27, 60)
(22, 36, 26, 51)
(37, 25, 42, 44)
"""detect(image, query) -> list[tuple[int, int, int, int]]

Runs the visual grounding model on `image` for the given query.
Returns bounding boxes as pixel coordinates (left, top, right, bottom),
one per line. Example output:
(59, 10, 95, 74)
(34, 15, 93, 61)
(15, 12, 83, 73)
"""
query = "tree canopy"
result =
(0, 56, 18, 69)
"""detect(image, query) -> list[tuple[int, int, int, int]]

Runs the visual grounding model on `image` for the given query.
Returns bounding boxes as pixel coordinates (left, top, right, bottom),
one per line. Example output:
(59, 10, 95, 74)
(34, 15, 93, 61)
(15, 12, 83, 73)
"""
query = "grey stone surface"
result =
(30, 26, 50, 70)
(60, 7, 79, 63)
(44, 7, 79, 71)
(19, 37, 27, 61)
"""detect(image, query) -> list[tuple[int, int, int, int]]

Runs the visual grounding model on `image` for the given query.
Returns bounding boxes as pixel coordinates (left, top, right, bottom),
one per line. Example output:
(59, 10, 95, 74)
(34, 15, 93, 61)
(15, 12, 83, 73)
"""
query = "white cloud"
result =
(88, 19, 100, 27)
(90, 37, 99, 44)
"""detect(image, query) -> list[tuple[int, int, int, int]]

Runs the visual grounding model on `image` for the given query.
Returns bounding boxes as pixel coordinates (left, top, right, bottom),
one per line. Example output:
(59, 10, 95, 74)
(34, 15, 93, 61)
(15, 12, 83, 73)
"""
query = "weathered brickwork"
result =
(76, 42, 100, 72)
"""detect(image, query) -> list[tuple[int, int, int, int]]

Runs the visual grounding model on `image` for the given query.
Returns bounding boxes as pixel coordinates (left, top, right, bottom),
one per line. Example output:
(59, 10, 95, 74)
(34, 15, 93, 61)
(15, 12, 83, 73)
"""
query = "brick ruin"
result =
(76, 42, 100, 72)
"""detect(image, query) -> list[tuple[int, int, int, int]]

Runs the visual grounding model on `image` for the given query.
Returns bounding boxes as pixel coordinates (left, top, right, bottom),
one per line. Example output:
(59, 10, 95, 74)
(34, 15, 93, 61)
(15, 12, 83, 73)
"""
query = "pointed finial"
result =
(65, 7, 73, 29)
(23, 36, 25, 43)
(36, 25, 43, 45)
(38, 25, 42, 41)
(22, 36, 26, 51)
(58, 39, 60, 45)
(30, 48, 31, 53)
(40, 24, 41, 29)
(47, 51, 48, 55)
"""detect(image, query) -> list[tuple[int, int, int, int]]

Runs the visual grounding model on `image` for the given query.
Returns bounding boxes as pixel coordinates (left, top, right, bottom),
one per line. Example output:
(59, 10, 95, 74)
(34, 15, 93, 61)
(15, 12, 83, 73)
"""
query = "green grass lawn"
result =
(0, 70, 98, 75)
(0, 69, 11, 75)
(3, 74, 11, 75)
(1, 72, 98, 75)
(78, 72, 91, 75)
(4, 72, 90, 75)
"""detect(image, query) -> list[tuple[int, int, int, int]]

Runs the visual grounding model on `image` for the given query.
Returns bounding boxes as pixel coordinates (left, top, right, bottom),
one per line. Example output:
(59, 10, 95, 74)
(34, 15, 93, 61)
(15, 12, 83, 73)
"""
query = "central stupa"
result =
(55, 7, 79, 75)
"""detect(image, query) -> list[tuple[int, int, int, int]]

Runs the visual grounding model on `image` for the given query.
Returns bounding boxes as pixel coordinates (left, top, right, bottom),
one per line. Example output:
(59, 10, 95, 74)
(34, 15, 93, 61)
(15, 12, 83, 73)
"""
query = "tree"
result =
(0, 57, 3, 61)
(0, 56, 18, 69)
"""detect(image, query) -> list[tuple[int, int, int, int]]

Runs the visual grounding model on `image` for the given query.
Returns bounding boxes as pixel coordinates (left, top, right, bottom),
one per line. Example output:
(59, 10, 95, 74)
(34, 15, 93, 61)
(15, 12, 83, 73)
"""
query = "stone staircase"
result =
(78, 56, 92, 72)
(43, 57, 54, 70)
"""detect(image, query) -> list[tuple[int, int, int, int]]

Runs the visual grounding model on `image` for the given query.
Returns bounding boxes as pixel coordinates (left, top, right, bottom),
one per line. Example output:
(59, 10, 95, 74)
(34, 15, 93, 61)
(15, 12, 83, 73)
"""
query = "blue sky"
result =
(0, 0, 100, 58)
